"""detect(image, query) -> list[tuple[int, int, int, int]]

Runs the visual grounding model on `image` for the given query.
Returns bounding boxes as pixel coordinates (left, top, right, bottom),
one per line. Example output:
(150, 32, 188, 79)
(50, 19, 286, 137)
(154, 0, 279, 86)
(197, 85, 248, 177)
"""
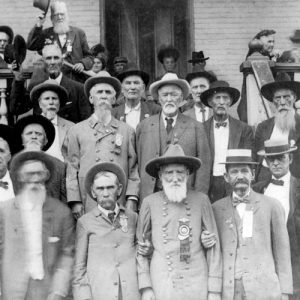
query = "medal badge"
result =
(178, 218, 191, 263)
(115, 133, 123, 147)
(178, 218, 190, 240)
(119, 214, 128, 233)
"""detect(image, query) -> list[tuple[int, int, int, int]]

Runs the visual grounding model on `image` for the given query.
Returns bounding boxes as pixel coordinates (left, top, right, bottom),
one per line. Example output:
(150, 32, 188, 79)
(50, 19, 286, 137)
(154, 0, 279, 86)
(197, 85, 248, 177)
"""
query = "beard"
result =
(274, 108, 296, 132)
(19, 183, 46, 208)
(162, 178, 187, 203)
(53, 19, 70, 35)
(44, 109, 58, 120)
(24, 140, 43, 151)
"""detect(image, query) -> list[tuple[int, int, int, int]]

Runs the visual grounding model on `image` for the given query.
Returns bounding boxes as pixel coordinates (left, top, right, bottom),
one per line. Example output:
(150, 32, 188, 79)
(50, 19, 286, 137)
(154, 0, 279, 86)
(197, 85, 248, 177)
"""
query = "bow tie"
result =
(270, 179, 284, 186)
(0, 181, 8, 190)
(215, 122, 227, 128)
(232, 195, 249, 207)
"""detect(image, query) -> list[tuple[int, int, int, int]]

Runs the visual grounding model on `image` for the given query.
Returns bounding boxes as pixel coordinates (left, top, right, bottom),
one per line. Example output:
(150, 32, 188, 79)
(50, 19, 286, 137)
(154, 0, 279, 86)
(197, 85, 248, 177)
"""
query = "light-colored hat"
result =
(149, 73, 190, 100)
(220, 149, 258, 165)
(257, 139, 297, 156)
(145, 143, 201, 179)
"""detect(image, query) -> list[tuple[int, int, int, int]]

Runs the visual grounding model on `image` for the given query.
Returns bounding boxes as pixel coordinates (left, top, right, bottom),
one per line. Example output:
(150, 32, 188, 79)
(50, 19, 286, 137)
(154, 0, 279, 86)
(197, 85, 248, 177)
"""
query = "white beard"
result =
(44, 109, 57, 121)
(274, 109, 296, 132)
(19, 184, 46, 208)
(53, 21, 69, 35)
(162, 178, 187, 203)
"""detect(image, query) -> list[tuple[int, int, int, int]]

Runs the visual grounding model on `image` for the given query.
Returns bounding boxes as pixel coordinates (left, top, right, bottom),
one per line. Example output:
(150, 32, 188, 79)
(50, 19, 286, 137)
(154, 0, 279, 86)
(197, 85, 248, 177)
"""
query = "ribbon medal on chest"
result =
(119, 213, 128, 233)
(178, 218, 191, 263)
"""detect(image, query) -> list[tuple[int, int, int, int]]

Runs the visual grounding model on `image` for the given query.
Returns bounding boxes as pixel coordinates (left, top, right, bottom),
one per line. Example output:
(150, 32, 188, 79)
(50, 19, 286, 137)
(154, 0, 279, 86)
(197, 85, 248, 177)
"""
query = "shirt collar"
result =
(232, 189, 251, 200)
(213, 118, 229, 125)
(50, 72, 63, 84)
(97, 203, 119, 217)
(195, 105, 207, 113)
(272, 171, 290, 183)
(124, 101, 141, 114)
(161, 112, 178, 124)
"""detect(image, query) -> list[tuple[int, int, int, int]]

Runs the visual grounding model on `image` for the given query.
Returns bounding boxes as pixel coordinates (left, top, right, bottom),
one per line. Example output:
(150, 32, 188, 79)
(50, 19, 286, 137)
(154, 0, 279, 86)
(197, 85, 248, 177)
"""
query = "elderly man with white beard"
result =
(27, 1, 92, 81)
(136, 144, 222, 300)
(255, 72, 300, 180)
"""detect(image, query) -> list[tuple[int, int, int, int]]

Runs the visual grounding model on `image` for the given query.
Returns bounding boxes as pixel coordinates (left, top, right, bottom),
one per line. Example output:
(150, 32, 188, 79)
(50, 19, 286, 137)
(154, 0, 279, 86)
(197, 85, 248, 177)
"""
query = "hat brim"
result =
(201, 86, 240, 107)
(186, 71, 216, 84)
(257, 146, 297, 156)
(145, 156, 201, 179)
(30, 82, 68, 107)
(188, 57, 209, 63)
(117, 70, 150, 86)
(84, 162, 127, 201)
(261, 81, 300, 102)
(15, 115, 55, 151)
(0, 26, 14, 43)
(150, 78, 190, 100)
(84, 76, 121, 99)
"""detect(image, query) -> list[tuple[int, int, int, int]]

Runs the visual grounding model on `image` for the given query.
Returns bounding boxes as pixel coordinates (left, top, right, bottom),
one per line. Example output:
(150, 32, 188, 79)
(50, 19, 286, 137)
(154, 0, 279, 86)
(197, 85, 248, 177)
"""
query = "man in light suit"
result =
(30, 79, 74, 162)
(201, 81, 254, 203)
(113, 63, 161, 131)
(253, 139, 300, 300)
(0, 151, 75, 300)
(73, 162, 141, 300)
(212, 149, 292, 300)
(136, 73, 211, 204)
(137, 144, 222, 300)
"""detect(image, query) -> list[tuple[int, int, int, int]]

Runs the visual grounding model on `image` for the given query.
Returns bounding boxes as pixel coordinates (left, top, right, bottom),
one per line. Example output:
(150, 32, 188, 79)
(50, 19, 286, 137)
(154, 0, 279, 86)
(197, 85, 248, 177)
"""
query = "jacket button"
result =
(230, 253, 233, 256)
(114, 282, 118, 286)
(110, 158, 114, 162)
(114, 243, 119, 248)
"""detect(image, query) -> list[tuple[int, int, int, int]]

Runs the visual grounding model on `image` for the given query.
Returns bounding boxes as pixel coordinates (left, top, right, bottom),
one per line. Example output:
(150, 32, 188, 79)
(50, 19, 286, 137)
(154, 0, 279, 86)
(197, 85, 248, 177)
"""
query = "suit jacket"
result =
(254, 115, 300, 178)
(136, 113, 212, 203)
(183, 106, 213, 122)
(212, 190, 293, 300)
(57, 116, 74, 159)
(204, 116, 254, 170)
(73, 206, 140, 300)
(66, 116, 140, 211)
(136, 190, 222, 300)
(252, 176, 300, 296)
(112, 99, 161, 125)
(27, 25, 93, 71)
(0, 196, 75, 300)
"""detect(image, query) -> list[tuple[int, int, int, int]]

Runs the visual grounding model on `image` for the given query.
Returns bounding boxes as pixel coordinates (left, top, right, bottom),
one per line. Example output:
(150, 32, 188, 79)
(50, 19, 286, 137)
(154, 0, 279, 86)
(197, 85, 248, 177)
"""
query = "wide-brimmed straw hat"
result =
(257, 139, 297, 156)
(220, 149, 258, 165)
(145, 144, 201, 179)
(84, 162, 127, 201)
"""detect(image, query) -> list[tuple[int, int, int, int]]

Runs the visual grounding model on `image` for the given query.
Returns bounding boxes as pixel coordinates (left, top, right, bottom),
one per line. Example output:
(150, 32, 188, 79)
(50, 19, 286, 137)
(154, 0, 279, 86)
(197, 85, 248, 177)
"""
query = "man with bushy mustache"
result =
(27, 1, 92, 80)
(137, 144, 222, 300)
(255, 72, 300, 180)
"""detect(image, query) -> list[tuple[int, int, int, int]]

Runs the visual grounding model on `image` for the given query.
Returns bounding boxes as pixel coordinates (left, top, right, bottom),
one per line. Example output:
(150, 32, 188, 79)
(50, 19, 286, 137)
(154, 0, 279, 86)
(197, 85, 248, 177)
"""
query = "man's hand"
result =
(281, 294, 289, 300)
(36, 14, 46, 27)
(71, 202, 84, 219)
(126, 199, 137, 212)
(208, 292, 221, 300)
(201, 230, 217, 249)
(138, 239, 153, 256)
(73, 63, 84, 73)
(142, 288, 155, 300)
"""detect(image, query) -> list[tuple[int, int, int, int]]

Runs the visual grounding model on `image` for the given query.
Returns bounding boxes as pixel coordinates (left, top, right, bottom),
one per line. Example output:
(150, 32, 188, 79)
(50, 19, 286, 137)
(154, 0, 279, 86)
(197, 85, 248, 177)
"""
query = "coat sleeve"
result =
(27, 26, 47, 51)
(195, 121, 211, 194)
(201, 196, 223, 293)
(136, 198, 152, 290)
(72, 219, 92, 300)
(254, 122, 265, 163)
(270, 198, 293, 294)
(78, 29, 93, 70)
(66, 126, 82, 204)
(50, 207, 75, 297)
(241, 124, 255, 153)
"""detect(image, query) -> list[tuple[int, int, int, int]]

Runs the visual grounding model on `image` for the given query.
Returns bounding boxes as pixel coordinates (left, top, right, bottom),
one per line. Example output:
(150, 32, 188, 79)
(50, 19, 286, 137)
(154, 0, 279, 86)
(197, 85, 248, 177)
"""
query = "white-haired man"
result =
(27, 1, 92, 80)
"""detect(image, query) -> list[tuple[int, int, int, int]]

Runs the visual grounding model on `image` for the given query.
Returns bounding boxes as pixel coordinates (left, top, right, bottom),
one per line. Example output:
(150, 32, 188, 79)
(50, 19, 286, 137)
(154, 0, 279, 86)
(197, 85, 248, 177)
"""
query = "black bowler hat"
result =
(188, 51, 209, 64)
(117, 62, 150, 86)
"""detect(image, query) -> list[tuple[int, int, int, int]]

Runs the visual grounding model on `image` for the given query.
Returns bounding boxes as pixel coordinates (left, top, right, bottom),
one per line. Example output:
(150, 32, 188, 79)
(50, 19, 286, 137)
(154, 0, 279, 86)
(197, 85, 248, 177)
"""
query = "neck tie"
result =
(270, 178, 284, 186)
(108, 211, 115, 223)
(0, 181, 8, 190)
(200, 107, 206, 122)
(215, 122, 227, 128)
(165, 118, 174, 134)
(232, 195, 250, 207)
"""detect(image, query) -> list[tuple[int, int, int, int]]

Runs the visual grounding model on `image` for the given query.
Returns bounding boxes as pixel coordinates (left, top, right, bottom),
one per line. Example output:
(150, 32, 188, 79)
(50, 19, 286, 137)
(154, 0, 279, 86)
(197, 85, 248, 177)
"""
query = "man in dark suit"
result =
(112, 64, 161, 130)
(255, 73, 300, 181)
(201, 81, 254, 203)
(27, 1, 92, 81)
(136, 73, 211, 204)
(0, 150, 75, 300)
(253, 138, 300, 300)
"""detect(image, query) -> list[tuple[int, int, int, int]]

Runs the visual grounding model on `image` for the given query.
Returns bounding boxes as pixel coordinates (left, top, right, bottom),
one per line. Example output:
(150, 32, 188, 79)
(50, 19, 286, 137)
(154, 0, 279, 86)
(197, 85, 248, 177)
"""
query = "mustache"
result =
(233, 178, 250, 185)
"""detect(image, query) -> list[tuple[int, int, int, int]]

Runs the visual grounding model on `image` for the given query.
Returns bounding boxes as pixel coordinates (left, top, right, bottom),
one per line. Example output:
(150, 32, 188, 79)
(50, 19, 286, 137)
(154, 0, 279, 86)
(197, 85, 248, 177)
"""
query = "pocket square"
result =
(48, 236, 60, 243)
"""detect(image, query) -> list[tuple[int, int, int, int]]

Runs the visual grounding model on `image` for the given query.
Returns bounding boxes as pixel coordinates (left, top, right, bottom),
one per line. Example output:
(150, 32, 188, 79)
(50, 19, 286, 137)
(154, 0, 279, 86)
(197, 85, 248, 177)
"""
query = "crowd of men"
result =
(0, 1, 300, 300)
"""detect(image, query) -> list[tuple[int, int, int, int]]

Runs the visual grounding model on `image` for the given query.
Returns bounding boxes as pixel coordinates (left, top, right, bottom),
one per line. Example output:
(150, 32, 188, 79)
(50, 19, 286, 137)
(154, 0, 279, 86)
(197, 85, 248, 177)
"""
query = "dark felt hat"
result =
(84, 71, 122, 98)
(117, 62, 150, 86)
(113, 56, 128, 65)
(15, 115, 55, 151)
(84, 162, 127, 201)
(4, 35, 27, 66)
(0, 124, 20, 154)
(261, 72, 300, 102)
(145, 144, 201, 179)
(257, 139, 297, 156)
(30, 79, 68, 107)
(0, 26, 14, 44)
(188, 51, 209, 64)
(201, 80, 240, 107)
(157, 45, 180, 63)
(186, 70, 217, 84)
(220, 149, 258, 165)
(33, 0, 50, 14)
(290, 30, 300, 43)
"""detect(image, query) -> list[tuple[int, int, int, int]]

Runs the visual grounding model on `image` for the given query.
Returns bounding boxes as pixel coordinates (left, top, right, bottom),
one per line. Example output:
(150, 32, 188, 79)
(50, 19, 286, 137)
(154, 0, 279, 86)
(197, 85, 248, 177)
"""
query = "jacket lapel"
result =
(151, 114, 161, 154)
(228, 116, 242, 149)
(65, 28, 75, 50)
(207, 117, 215, 157)
(221, 197, 238, 239)
(57, 117, 67, 149)
(288, 175, 300, 220)
(140, 101, 150, 121)
(173, 113, 188, 142)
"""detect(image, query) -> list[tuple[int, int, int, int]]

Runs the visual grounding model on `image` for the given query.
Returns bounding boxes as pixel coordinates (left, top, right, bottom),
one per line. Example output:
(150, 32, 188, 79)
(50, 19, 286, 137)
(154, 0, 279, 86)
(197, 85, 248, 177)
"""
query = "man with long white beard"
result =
(0, 151, 75, 300)
(136, 143, 222, 300)
(255, 72, 300, 180)
(27, 1, 92, 81)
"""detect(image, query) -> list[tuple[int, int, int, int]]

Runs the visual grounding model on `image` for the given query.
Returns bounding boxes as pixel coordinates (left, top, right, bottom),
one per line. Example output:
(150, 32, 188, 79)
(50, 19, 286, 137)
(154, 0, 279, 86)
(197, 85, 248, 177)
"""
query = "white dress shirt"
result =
(213, 119, 229, 176)
(58, 33, 67, 47)
(194, 105, 209, 123)
(265, 172, 290, 223)
(124, 101, 141, 131)
(51, 72, 63, 85)
(161, 112, 178, 129)
(44, 115, 64, 162)
(0, 171, 14, 202)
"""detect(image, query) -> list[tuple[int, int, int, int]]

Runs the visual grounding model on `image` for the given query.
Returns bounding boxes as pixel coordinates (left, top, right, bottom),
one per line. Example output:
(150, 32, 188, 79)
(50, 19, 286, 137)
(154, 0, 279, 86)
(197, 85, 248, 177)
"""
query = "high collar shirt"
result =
(124, 101, 141, 131)
(0, 170, 14, 201)
(195, 105, 209, 123)
(97, 203, 120, 220)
